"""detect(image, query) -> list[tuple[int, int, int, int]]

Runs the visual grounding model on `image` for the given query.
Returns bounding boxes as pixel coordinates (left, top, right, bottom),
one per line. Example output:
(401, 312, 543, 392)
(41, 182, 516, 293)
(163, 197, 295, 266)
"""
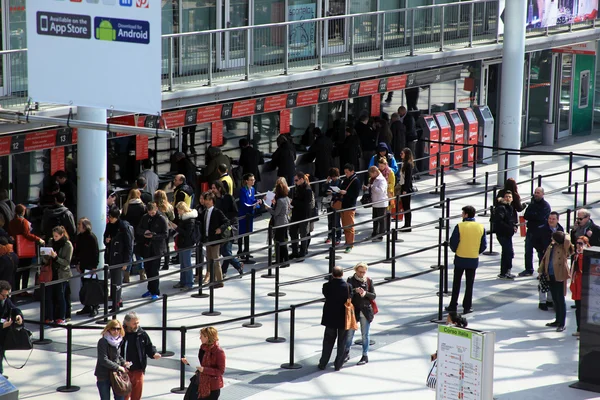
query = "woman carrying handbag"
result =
(181, 327, 226, 400)
(95, 320, 132, 400)
(41, 226, 73, 325)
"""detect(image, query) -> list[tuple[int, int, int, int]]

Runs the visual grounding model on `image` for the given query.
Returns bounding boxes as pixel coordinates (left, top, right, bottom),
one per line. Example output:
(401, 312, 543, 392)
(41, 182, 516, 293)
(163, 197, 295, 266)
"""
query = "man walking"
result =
(121, 312, 161, 400)
(494, 191, 518, 280)
(519, 187, 551, 277)
(446, 206, 486, 314)
(136, 202, 168, 300)
(318, 266, 350, 371)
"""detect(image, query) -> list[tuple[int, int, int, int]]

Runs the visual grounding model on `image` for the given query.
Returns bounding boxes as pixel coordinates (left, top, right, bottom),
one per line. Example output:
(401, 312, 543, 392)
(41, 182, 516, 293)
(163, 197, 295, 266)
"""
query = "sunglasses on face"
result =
(110, 327, 121, 332)
(576, 217, 586, 221)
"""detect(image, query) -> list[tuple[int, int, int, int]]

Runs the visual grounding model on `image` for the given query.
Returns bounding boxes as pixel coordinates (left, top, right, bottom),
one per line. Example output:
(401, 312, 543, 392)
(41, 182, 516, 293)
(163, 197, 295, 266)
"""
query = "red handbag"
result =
(368, 278, 379, 314)
(39, 261, 53, 283)
(15, 235, 36, 258)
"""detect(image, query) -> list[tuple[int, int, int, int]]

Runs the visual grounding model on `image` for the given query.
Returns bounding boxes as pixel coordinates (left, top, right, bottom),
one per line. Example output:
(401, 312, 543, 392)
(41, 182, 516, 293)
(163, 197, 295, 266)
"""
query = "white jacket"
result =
(370, 173, 389, 208)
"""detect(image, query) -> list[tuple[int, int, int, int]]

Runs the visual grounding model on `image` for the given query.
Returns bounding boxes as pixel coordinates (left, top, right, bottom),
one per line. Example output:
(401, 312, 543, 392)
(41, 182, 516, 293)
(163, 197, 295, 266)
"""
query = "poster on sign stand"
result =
(51, 147, 66, 175)
(280, 109, 291, 134)
(136, 135, 149, 160)
(436, 325, 495, 400)
(211, 121, 224, 147)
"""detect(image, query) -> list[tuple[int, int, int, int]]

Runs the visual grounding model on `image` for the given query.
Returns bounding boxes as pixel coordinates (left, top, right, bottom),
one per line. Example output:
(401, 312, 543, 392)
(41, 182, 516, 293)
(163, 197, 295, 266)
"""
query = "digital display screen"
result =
(464, 110, 477, 123)
(436, 114, 449, 127)
(451, 113, 462, 125)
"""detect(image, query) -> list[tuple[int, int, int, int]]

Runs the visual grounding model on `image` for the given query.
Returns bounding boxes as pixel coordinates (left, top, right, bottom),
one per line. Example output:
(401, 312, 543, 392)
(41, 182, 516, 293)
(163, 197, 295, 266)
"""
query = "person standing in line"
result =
(323, 168, 342, 245)
(399, 148, 415, 232)
(154, 190, 175, 273)
(42, 226, 73, 325)
(238, 138, 264, 185)
(364, 166, 388, 242)
(217, 164, 234, 196)
(201, 192, 230, 287)
(271, 135, 297, 188)
(494, 191, 518, 280)
(0, 280, 24, 377)
(446, 206, 487, 314)
(535, 211, 563, 311)
(390, 113, 406, 161)
(120, 312, 161, 400)
(171, 202, 198, 290)
(211, 181, 243, 277)
(95, 319, 130, 400)
(494, 178, 525, 213)
(181, 327, 226, 400)
(570, 208, 600, 247)
(265, 178, 291, 266)
(355, 114, 376, 175)
(289, 172, 313, 259)
(539, 231, 574, 332)
(338, 164, 361, 254)
(41, 191, 76, 241)
(136, 202, 168, 300)
(377, 158, 395, 222)
(344, 262, 376, 366)
(237, 173, 261, 261)
(139, 159, 159, 195)
(307, 128, 335, 181)
(335, 127, 361, 172)
(105, 207, 134, 310)
(318, 266, 350, 371)
(570, 236, 590, 338)
(74, 218, 101, 317)
(135, 177, 153, 205)
(8, 204, 44, 294)
(520, 187, 551, 277)
(398, 106, 417, 155)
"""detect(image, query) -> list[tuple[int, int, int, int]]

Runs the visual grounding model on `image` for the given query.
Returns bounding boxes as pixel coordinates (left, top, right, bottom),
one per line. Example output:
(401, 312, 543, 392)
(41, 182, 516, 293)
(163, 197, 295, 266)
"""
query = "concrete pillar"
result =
(77, 107, 107, 270)
(497, 1, 526, 184)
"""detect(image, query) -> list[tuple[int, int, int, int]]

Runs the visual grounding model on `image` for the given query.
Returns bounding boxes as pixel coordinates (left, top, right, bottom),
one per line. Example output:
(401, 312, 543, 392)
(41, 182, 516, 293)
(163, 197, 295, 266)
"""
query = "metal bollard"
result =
(56, 324, 80, 392)
(160, 294, 175, 357)
(243, 269, 262, 328)
(33, 282, 52, 345)
(280, 306, 302, 369)
(170, 327, 187, 394)
(202, 260, 221, 316)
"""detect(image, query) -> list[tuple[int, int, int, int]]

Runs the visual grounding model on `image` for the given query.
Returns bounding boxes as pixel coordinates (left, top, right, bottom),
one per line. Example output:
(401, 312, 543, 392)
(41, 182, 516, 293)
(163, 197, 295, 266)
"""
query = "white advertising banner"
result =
(26, 0, 161, 114)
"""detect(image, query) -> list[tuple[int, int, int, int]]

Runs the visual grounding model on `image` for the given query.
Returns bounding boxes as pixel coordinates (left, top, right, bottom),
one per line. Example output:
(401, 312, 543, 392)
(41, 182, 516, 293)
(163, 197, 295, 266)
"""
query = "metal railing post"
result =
(201, 260, 221, 316)
(583, 165, 589, 206)
(564, 152, 574, 194)
(262, 226, 275, 278)
(574, 182, 579, 211)
(160, 294, 175, 357)
(410, 9, 415, 56)
(268, 264, 286, 297)
(245, 28, 251, 80)
(192, 246, 209, 299)
(243, 269, 262, 328)
(381, 13, 386, 60)
(208, 33, 214, 86)
(503, 151, 509, 183)
(266, 274, 286, 343)
(350, 16, 355, 64)
(478, 172, 489, 217)
(566, 208, 572, 230)
(33, 282, 52, 345)
(167, 37, 174, 91)
(537, 174, 542, 189)
(437, 242, 444, 321)
(385, 228, 397, 281)
(56, 324, 80, 392)
(468, 2, 474, 46)
(431, 217, 443, 269)
(439, 6, 445, 51)
(280, 306, 302, 369)
(170, 327, 187, 394)
(284, 25, 290, 75)
(530, 161, 535, 196)
(96, 264, 110, 324)
(443, 240, 449, 294)
(317, 19, 323, 69)
(384, 212, 392, 263)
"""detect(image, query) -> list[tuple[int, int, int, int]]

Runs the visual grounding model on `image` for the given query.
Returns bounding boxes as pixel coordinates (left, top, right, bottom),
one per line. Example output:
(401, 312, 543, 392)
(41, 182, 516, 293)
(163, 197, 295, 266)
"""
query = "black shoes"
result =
(556, 326, 566, 332)
(89, 306, 99, 317)
(518, 270, 534, 277)
(539, 303, 549, 311)
(317, 364, 325, 370)
(463, 308, 474, 315)
(76, 307, 91, 316)
(357, 355, 368, 365)
(546, 321, 559, 327)
(546, 301, 554, 308)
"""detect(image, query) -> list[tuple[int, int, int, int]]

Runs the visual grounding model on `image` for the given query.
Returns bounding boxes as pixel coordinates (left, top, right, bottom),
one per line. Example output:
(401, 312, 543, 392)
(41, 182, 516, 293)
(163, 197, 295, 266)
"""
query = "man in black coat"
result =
(335, 127, 361, 172)
(136, 203, 168, 299)
(493, 191, 517, 280)
(54, 170, 77, 213)
(307, 129, 335, 180)
(520, 187, 551, 277)
(390, 113, 407, 161)
(41, 192, 76, 240)
(201, 192, 230, 286)
(104, 207, 134, 309)
(355, 114, 376, 173)
(271, 135, 296, 186)
(398, 106, 417, 154)
(0, 280, 24, 376)
(121, 311, 161, 399)
(238, 138, 264, 184)
(571, 208, 600, 247)
(319, 266, 350, 371)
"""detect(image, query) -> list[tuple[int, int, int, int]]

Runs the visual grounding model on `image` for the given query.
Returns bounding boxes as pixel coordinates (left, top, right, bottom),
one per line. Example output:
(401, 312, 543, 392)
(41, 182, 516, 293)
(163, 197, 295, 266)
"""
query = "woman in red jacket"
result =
(181, 326, 226, 399)
(8, 204, 45, 293)
(570, 236, 590, 338)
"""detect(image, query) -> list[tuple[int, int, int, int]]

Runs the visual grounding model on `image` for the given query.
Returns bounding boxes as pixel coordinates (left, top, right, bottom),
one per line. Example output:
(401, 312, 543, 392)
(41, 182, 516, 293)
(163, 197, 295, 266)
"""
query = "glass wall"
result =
(253, 112, 280, 154)
(527, 50, 553, 145)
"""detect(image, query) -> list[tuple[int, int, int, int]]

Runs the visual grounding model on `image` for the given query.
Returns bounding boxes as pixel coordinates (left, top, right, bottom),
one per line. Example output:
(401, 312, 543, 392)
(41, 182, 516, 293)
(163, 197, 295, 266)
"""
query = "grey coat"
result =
(94, 337, 126, 381)
(42, 239, 73, 280)
(268, 197, 291, 227)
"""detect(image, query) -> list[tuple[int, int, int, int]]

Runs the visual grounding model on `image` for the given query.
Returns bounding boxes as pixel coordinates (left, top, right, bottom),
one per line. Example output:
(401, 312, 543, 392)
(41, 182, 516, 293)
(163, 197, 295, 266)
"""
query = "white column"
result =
(497, 1, 526, 184)
(77, 107, 107, 270)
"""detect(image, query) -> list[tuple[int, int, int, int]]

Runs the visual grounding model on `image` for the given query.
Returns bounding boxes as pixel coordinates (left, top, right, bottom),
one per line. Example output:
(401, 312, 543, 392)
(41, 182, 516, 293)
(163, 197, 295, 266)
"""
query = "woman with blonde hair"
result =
(181, 327, 226, 399)
(265, 177, 291, 265)
(170, 201, 198, 289)
(95, 319, 130, 400)
(399, 147, 415, 232)
(154, 190, 175, 271)
(122, 189, 146, 229)
(344, 262, 376, 366)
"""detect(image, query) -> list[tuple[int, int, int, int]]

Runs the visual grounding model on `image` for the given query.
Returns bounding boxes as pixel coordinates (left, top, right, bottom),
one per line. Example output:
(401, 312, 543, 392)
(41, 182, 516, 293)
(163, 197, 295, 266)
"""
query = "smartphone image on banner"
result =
(39, 15, 49, 32)
(579, 70, 590, 109)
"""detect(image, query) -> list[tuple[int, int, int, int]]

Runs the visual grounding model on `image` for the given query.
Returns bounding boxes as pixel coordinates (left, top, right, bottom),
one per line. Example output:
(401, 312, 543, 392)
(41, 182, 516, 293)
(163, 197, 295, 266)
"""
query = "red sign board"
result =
(371, 94, 380, 117)
(51, 147, 65, 175)
(264, 95, 288, 113)
(25, 130, 58, 152)
(359, 80, 380, 96)
(136, 135, 149, 160)
(296, 90, 320, 107)
(387, 75, 408, 91)
(328, 84, 350, 101)
(162, 110, 186, 128)
(232, 100, 257, 118)
(280, 109, 290, 134)
(0, 137, 11, 156)
(449, 112, 464, 170)
(72, 129, 78, 144)
(198, 105, 223, 124)
(211, 121, 224, 146)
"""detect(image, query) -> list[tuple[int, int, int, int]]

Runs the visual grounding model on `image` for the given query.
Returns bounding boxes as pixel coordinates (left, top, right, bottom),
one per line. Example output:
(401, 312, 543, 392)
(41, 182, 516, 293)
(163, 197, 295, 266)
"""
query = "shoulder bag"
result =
(3, 324, 34, 369)
(344, 285, 358, 331)
(333, 176, 357, 211)
(368, 278, 379, 315)
(38, 260, 53, 283)
(110, 370, 132, 397)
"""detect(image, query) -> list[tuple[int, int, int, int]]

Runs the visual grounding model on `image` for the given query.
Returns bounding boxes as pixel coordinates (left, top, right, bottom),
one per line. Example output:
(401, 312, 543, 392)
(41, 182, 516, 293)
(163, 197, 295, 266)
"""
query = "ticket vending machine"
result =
(418, 115, 440, 176)
(458, 108, 479, 166)
(433, 112, 451, 171)
(446, 110, 465, 169)
(473, 105, 494, 164)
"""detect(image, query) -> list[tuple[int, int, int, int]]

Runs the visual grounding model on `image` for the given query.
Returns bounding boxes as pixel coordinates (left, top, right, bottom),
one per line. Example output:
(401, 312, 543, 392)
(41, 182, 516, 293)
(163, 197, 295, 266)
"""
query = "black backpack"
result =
(192, 219, 203, 244)
(121, 220, 135, 256)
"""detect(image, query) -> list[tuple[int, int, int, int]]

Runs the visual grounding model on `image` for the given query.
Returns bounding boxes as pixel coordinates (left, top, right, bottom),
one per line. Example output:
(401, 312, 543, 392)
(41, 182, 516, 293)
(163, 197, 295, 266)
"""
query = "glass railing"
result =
(0, 0, 598, 110)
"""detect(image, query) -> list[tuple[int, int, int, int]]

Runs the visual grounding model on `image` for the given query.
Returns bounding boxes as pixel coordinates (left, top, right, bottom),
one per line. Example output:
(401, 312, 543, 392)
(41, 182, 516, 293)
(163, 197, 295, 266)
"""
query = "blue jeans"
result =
(179, 249, 194, 288)
(221, 241, 242, 274)
(345, 313, 371, 356)
(97, 379, 124, 400)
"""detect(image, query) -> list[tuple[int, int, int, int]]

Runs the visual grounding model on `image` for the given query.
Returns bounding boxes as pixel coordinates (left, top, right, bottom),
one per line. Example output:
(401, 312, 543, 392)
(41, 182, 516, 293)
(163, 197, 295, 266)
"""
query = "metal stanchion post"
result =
(563, 152, 574, 194)
(530, 161, 535, 196)
(566, 209, 572, 230)
(383, 212, 392, 263)
(483, 206, 499, 256)
(394, 195, 404, 242)
(583, 165, 589, 207)
(266, 276, 286, 343)
(503, 151, 509, 183)
(56, 324, 80, 392)
(467, 146, 480, 185)
(385, 229, 397, 281)
(574, 182, 579, 211)
(160, 294, 175, 357)
(478, 172, 490, 217)
(431, 217, 443, 269)
(432, 152, 441, 195)
(443, 240, 449, 295)
(96, 264, 110, 324)
(325, 212, 342, 262)
(280, 306, 302, 369)
(537, 174, 542, 188)
(243, 269, 263, 328)
(202, 260, 221, 316)
(170, 327, 187, 394)
(268, 266, 286, 297)
(262, 226, 275, 278)
(33, 282, 52, 345)
(191, 256, 209, 299)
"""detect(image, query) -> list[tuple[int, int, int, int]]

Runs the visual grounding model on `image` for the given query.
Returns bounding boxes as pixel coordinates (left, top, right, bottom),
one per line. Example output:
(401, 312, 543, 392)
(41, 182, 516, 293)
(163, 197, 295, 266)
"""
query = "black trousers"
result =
(199, 389, 220, 400)
(497, 235, 514, 275)
(15, 258, 32, 291)
(237, 236, 250, 255)
(274, 226, 289, 263)
(110, 268, 123, 304)
(549, 275, 566, 327)
(575, 299, 581, 332)
(372, 207, 386, 238)
(319, 327, 347, 369)
(400, 194, 412, 227)
(289, 221, 309, 256)
(145, 257, 161, 295)
(448, 267, 476, 311)
(327, 209, 341, 241)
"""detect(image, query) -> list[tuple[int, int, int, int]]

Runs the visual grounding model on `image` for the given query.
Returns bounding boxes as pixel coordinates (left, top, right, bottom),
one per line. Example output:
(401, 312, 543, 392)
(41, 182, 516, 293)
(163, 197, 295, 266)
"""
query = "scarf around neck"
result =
(103, 332, 123, 348)
(354, 273, 366, 283)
